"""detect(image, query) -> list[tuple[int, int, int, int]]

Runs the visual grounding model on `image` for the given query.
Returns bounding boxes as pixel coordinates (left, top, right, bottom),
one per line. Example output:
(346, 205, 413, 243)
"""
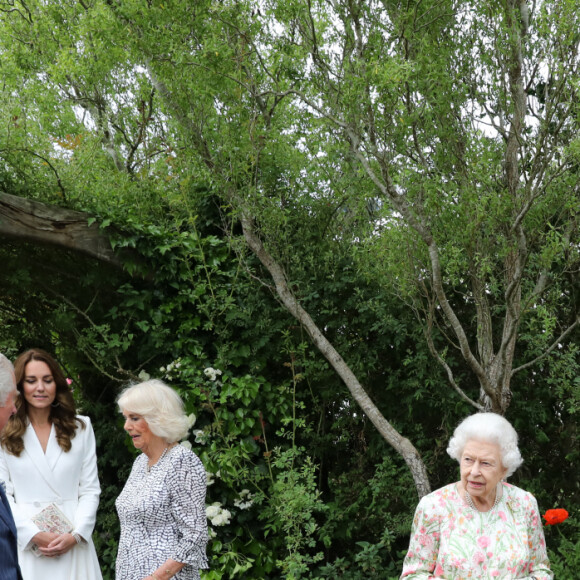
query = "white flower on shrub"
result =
(138, 370, 150, 381)
(208, 527, 217, 539)
(205, 502, 231, 526)
(203, 367, 222, 381)
(180, 440, 192, 451)
(162, 359, 183, 381)
(205, 503, 221, 518)
(212, 509, 231, 526)
(167, 359, 181, 372)
(193, 429, 208, 445)
(206, 471, 215, 486)
(187, 413, 197, 428)
(234, 489, 254, 510)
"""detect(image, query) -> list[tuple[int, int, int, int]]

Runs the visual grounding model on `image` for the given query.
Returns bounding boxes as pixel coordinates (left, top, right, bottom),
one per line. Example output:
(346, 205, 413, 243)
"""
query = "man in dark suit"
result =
(0, 353, 22, 580)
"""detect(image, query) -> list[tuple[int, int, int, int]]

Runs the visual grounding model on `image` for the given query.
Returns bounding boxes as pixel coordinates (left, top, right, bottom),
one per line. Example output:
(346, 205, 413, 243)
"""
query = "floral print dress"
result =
(400, 482, 552, 579)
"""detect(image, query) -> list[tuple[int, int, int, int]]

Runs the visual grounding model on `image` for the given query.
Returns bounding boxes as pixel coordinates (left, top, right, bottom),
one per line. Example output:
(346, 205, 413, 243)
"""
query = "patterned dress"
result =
(400, 482, 552, 579)
(115, 445, 208, 580)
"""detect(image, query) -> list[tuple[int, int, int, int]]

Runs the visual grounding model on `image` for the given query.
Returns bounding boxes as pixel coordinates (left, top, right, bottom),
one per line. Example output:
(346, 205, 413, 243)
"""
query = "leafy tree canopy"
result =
(1, 0, 579, 576)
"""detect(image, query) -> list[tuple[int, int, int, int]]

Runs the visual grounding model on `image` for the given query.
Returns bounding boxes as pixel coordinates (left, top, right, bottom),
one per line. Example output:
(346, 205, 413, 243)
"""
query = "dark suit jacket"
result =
(0, 484, 22, 580)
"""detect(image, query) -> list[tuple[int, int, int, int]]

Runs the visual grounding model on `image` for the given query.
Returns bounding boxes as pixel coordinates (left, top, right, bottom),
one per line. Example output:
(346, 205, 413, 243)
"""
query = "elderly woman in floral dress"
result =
(400, 412, 552, 579)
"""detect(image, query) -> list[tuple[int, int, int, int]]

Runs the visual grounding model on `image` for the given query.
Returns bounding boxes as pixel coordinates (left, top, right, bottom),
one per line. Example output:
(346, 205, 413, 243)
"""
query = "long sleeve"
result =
(0, 449, 39, 548)
(519, 496, 552, 580)
(167, 450, 208, 566)
(400, 498, 441, 579)
(71, 417, 101, 541)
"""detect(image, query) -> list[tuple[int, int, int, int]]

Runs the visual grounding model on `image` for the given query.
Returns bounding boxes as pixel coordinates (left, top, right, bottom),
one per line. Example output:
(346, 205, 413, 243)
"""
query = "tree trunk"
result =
(241, 214, 432, 497)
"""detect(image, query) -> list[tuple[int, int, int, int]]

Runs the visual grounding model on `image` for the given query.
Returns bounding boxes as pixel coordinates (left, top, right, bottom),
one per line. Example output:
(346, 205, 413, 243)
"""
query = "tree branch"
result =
(424, 304, 484, 411)
(0, 192, 123, 267)
(512, 316, 580, 376)
(240, 212, 431, 497)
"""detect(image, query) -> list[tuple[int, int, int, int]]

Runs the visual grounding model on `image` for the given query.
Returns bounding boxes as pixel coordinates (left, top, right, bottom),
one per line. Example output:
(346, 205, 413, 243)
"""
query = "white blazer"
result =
(0, 415, 102, 580)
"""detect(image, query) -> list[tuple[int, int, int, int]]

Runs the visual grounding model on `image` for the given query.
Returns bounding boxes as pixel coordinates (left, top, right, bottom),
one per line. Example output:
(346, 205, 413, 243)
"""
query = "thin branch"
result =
(8, 149, 67, 200)
(512, 316, 580, 375)
(240, 212, 431, 497)
(424, 302, 484, 410)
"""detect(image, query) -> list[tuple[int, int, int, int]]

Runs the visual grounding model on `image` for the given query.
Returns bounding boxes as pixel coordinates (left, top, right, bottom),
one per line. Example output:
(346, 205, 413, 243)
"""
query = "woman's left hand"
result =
(38, 533, 77, 557)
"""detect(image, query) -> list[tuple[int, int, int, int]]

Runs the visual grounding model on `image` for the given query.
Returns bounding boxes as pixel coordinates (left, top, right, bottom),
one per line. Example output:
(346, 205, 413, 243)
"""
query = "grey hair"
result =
(117, 379, 190, 443)
(0, 354, 15, 406)
(447, 412, 523, 477)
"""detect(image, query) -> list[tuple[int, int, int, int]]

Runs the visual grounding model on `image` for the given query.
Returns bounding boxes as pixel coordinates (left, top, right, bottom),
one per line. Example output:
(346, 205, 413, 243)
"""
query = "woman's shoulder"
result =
(502, 482, 538, 509)
(169, 443, 203, 463)
(417, 483, 460, 509)
(73, 414, 96, 433)
(167, 444, 205, 474)
(428, 482, 459, 499)
(502, 481, 534, 497)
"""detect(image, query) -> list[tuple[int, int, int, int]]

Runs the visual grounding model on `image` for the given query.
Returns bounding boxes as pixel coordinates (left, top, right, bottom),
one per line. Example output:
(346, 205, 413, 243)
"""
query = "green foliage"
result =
(545, 517, 580, 580)
(260, 449, 328, 579)
(1, 0, 580, 577)
(315, 534, 401, 580)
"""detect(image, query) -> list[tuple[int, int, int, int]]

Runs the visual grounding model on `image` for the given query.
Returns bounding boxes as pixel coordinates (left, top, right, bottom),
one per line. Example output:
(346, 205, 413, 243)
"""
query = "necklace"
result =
(146, 445, 171, 473)
(465, 483, 501, 512)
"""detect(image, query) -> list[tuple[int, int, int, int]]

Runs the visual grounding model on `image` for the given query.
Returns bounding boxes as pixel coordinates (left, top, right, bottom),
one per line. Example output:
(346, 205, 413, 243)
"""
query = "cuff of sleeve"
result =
(72, 531, 87, 544)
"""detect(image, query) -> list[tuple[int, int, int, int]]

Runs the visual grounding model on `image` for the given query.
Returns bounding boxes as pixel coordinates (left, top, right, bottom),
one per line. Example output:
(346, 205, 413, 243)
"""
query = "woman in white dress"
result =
(0, 349, 102, 580)
(116, 379, 208, 580)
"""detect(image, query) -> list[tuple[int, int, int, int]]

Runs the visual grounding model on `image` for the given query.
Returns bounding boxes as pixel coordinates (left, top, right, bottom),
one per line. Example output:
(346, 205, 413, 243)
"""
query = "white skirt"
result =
(19, 540, 103, 580)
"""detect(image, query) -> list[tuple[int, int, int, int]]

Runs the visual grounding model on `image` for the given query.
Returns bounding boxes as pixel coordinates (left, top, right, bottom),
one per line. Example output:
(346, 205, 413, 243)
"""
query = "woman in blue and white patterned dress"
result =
(115, 380, 208, 580)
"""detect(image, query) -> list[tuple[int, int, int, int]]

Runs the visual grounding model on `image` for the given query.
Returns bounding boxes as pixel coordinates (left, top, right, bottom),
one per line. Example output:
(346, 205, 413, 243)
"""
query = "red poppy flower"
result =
(542, 509, 569, 525)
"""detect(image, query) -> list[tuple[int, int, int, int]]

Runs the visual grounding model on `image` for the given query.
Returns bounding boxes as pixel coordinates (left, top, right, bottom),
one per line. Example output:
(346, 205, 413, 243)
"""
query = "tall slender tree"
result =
(1, 0, 578, 496)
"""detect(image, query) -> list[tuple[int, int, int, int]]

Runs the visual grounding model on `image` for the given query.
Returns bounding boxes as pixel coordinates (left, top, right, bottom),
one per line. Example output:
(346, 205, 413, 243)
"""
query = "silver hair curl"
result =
(447, 412, 523, 477)
(0, 354, 16, 406)
(117, 379, 190, 443)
